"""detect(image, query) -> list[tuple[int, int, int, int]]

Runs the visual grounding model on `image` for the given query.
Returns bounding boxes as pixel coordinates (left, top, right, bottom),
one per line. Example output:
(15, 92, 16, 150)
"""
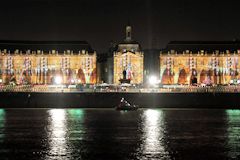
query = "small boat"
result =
(116, 98, 139, 111)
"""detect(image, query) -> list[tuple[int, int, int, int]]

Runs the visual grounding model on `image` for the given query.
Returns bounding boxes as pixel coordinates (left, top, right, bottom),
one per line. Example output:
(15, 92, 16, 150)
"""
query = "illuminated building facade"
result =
(160, 41, 240, 85)
(0, 41, 97, 84)
(113, 25, 144, 84)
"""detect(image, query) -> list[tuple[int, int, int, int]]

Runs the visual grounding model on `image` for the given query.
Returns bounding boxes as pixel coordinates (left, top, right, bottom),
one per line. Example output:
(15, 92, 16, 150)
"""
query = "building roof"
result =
(162, 40, 240, 53)
(0, 40, 95, 54)
(117, 40, 142, 52)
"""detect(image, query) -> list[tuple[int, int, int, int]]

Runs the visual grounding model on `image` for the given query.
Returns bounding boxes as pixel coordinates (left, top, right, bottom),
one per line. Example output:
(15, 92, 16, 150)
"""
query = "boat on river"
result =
(116, 98, 139, 111)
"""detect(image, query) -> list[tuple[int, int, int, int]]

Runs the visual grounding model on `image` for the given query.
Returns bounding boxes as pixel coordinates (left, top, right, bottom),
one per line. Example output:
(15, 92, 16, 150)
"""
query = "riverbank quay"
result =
(0, 92, 240, 108)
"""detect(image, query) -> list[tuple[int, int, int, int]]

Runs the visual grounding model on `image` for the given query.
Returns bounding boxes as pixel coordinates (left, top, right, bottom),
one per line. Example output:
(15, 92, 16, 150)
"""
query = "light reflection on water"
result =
(1, 109, 240, 159)
(138, 109, 170, 159)
(47, 109, 68, 159)
(67, 109, 85, 141)
(0, 109, 5, 141)
(45, 109, 86, 159)
(226, 109, 240, 159)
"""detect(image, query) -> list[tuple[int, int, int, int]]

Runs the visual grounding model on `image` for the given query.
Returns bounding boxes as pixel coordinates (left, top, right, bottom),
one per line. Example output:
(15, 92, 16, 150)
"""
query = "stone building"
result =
(0, 40, 97, 85)
(160, 41, 240, 85)
(113, 25, 144, 84)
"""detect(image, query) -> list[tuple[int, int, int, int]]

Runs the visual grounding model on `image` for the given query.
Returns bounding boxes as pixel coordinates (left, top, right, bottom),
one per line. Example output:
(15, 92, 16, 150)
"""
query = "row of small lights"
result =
(1, 75, 240, 86)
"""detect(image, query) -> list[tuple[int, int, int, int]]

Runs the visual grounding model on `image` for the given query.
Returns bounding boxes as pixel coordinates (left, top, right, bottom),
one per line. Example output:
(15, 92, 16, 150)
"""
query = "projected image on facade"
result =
(113, 25, 143, 84)
(160, 42, 240, 85)
(0, 41, 97, 85)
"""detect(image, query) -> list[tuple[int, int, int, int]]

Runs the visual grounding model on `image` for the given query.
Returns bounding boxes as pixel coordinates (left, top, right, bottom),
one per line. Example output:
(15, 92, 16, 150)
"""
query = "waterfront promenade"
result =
(0, 84, 240, 93)
(1, 84, 240, 108)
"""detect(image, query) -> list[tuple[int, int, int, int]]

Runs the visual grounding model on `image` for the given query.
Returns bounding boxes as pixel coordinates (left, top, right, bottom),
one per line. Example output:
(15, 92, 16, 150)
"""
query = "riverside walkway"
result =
(1, 84, 240, 93)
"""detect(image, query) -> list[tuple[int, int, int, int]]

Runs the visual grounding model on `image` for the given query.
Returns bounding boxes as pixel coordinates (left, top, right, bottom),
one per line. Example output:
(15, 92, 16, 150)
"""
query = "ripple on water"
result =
(0, 108, 239, 159)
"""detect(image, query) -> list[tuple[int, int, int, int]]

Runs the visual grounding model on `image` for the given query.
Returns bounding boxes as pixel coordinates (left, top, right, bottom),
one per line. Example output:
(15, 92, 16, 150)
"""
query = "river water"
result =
(0, 108, 240, 160)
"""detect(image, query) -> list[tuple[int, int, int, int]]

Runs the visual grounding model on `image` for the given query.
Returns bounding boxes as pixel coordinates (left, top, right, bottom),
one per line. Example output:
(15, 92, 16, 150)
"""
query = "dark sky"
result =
(0, 0, 240, 52)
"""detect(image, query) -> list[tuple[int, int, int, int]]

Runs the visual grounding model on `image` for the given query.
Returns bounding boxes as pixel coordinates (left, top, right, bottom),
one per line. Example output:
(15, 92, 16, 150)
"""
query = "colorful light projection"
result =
(160, 53, 240, 85)
(1, 53, 97, 84)
(79, 56, 97, 84)
(114, 52, 143, 84)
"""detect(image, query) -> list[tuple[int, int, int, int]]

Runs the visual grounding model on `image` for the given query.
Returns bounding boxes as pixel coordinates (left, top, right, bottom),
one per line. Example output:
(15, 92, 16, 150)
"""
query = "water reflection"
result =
(68, 109, 84, 119)
(67, 109, 85, 141)
(226, 109, 240, 159)
(0, 109, 5, 141)
(47, 109, 68, 159)
(140, 109, 169, 158)
(0, 109, 5, 127)
(1, 108, 238, 159)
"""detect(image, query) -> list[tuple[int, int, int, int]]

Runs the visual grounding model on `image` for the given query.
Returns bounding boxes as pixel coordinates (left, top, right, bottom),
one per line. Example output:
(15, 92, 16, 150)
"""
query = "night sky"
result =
(0, 0, 240, 52)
